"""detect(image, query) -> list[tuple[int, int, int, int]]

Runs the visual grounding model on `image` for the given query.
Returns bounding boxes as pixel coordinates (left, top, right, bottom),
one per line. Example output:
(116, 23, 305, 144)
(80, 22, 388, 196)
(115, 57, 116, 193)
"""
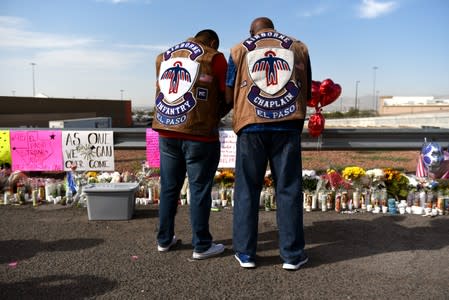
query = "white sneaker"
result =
(192, 243, 225, 260)
(157, 236, 177, 252)
(282, 253, 309, 270)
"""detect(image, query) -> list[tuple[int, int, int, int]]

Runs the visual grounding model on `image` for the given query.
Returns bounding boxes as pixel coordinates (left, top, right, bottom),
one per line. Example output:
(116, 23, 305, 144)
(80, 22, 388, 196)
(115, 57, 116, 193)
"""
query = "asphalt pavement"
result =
(1, 204, 448, 299)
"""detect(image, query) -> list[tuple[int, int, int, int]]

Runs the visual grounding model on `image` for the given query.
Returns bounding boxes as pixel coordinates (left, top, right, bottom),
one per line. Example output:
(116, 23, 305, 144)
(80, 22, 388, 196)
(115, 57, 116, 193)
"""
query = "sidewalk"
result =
(1, 204, 448, 299)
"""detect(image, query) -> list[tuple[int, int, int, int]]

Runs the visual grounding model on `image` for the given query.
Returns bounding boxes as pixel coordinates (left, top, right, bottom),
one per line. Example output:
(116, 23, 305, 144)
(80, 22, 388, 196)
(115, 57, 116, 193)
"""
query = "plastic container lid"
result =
(83, 182, 139, 193)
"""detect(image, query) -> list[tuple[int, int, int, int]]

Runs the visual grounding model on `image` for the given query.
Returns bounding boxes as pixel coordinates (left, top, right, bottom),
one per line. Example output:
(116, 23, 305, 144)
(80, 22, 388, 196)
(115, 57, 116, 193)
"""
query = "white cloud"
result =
(0, 16, 28, 27)
(33, 49, 147, 69)
(297, 4, 329, 17)
(0, 16, 96, 49)
(358, 0, 398, 19)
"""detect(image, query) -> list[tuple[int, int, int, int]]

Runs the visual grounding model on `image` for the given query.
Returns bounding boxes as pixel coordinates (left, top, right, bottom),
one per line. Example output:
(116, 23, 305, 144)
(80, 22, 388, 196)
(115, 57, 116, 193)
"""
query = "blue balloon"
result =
(421, 142, 444, 169)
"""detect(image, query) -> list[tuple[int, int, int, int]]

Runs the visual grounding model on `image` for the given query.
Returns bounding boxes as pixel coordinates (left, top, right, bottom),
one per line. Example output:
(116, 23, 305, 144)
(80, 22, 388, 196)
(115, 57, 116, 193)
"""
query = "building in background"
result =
(0, 96, 133, 128)
(379, 96, 449, 115)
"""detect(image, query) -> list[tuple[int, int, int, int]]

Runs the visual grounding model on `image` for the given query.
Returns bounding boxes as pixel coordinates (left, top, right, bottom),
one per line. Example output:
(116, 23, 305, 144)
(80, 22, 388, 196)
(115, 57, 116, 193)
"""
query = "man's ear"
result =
(210, 39, 219, 50)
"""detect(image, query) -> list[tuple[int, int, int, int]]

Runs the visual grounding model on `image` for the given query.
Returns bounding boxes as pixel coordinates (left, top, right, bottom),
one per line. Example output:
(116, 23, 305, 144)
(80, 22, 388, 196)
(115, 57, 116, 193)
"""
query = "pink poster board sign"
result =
(10, 130, 63, 171)
(146, 129, 160, 167)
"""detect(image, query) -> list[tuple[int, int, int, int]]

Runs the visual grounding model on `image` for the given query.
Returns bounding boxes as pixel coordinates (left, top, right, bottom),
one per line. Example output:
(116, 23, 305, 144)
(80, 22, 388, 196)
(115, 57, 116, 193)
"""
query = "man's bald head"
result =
(250, 17, 274, 36)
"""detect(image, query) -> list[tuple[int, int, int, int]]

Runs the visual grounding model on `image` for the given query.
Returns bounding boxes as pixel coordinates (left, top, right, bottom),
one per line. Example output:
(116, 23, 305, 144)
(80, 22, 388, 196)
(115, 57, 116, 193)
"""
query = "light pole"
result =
(120, 89, 124, 100)
(372, 66, 378, 111)
(376, 90, 380, 114)
(354, 80, 360, 110)
(30, 62, 36, 97)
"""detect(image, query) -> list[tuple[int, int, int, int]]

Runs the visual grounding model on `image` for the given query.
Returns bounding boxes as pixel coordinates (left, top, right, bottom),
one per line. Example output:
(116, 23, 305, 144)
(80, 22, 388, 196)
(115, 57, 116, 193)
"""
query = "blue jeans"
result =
(232, 130, 305, 263)
(157, 137, 220, 252)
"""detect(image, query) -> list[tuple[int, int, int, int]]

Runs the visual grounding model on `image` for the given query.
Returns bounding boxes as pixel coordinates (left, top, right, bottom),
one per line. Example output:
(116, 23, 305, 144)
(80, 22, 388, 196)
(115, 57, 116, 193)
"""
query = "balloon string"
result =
(316, 134, 323, 151)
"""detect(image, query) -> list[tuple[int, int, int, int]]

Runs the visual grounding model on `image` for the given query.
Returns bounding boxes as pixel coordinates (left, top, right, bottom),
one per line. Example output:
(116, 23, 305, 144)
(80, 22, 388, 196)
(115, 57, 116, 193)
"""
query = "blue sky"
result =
(1, 0, 448, 111)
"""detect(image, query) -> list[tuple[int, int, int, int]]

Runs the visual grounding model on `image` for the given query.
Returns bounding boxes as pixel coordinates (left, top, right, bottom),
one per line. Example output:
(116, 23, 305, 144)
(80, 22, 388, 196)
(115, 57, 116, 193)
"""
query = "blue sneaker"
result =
(282, 253, 308, 270)
(234, 252, 256, 268)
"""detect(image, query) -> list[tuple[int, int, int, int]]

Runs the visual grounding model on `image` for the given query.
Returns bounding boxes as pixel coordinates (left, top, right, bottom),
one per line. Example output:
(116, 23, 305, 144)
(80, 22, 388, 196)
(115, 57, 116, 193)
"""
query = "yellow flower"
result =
(214, 169, 235, 187)
(327, 168, 337, 174)
(383, 168, 401, 182)
(86, 171, 97, 178)
(342, 166, 366, 181)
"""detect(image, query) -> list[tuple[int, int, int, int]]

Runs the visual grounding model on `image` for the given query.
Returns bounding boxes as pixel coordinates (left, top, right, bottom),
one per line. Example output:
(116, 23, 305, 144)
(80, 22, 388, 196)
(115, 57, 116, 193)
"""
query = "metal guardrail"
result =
(112, 127, 449, 150)
(2, 127, 447, 150)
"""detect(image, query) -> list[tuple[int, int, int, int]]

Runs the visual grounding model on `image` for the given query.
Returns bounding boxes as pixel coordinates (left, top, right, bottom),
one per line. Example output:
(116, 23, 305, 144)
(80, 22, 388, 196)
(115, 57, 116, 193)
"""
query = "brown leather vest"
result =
(152, 37, 222, 137)
(230, 29, 310, 133)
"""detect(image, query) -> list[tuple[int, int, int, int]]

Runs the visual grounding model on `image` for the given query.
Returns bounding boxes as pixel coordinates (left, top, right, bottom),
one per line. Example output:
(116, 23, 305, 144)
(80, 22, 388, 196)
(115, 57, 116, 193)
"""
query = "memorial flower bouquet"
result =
(342, 166, 366, 189)
(86, 171, 99, 184)
(302, 174, 318, 193)
(322, 169, 351, 191)
(264, 171, 274, 188)
(365, 168, 386, 190)
(383, 168, 409, 200)
(215, 169, 235, 188)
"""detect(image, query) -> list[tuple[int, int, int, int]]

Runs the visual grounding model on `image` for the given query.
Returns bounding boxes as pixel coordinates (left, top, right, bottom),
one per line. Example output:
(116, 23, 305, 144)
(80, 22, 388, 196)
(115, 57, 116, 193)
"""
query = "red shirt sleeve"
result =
(211, 53, 228, 93)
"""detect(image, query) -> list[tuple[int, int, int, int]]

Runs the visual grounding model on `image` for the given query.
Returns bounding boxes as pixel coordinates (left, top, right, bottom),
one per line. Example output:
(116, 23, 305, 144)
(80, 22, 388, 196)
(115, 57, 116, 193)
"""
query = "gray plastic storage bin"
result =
(83, 183, 139, 220)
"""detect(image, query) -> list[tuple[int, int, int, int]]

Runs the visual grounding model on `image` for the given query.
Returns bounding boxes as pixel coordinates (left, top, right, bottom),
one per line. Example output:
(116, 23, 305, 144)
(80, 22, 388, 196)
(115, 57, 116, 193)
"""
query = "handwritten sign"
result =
(146, 129, 160, 167)
(62, 131, 114, 171)
(10, 130, 63, 171)
(218, 129, 237, 168)
(0, 130, 12, 166)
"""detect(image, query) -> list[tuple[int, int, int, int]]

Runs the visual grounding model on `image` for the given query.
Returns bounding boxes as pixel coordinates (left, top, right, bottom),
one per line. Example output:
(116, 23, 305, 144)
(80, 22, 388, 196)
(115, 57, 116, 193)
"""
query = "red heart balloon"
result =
(307, 80, 322, 107)
(331, 84, 342, 100)
(311, 80, 321, 98)
(320, 83, 342, 107)
(319, 79, 334, 95)
(308, 111, 325, 137)
(307, 95, 321, 108)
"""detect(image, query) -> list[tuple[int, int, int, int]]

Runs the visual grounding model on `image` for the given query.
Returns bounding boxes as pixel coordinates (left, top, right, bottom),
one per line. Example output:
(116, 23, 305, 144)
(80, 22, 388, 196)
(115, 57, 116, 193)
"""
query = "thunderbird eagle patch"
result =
(159, 57, 199, 104)
(246, 47, 298, 119)
(247, 48, 293, 95)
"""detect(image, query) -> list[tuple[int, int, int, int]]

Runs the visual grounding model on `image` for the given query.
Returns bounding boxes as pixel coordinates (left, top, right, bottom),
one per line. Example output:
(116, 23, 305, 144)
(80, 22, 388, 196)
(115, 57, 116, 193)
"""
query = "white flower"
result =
(98, 172, 112, 183)
(302, 169, 316, 177)
(110, 172, 122, 183)
(405, 174, 419, 188)
(366, 169, 384, 181)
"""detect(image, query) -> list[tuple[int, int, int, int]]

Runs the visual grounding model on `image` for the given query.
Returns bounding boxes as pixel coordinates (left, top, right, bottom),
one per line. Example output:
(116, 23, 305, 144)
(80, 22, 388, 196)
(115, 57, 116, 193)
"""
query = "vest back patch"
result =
(156, 41, 204, 126)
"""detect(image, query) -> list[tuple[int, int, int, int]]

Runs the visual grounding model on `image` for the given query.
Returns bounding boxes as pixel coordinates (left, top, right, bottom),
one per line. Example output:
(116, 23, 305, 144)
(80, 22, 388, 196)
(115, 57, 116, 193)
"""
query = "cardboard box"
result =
(83, 183, 139, 220)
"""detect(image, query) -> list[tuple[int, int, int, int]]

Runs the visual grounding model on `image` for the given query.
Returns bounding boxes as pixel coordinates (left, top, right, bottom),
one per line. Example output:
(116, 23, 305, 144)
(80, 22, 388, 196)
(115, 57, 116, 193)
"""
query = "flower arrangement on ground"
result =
(264, 170, 274, 188)
(215, 169, 235, 188)
(322, 168, 351, 191)
(342, 166, 366, 188)
(383, 168, 409, 200)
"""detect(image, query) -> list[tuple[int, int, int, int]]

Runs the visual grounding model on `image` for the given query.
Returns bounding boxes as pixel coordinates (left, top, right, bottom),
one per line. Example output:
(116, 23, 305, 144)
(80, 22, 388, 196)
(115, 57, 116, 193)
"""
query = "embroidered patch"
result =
(243, 31, 293, 51)
(247, 48, 294, 95)
(196, 88, 208, 100)
(163, 41, 204, 60)
(155, 91, 196, 125)
(158, 57, 199, 104)
(155, 41, 205, 126)
(247, 81, 299, 120)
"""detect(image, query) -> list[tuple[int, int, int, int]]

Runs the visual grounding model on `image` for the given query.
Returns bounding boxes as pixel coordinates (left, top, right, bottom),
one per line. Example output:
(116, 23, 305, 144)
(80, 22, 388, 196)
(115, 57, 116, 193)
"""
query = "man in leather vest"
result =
(152, 29, 229, 260)
(226, 17, 311, 270)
